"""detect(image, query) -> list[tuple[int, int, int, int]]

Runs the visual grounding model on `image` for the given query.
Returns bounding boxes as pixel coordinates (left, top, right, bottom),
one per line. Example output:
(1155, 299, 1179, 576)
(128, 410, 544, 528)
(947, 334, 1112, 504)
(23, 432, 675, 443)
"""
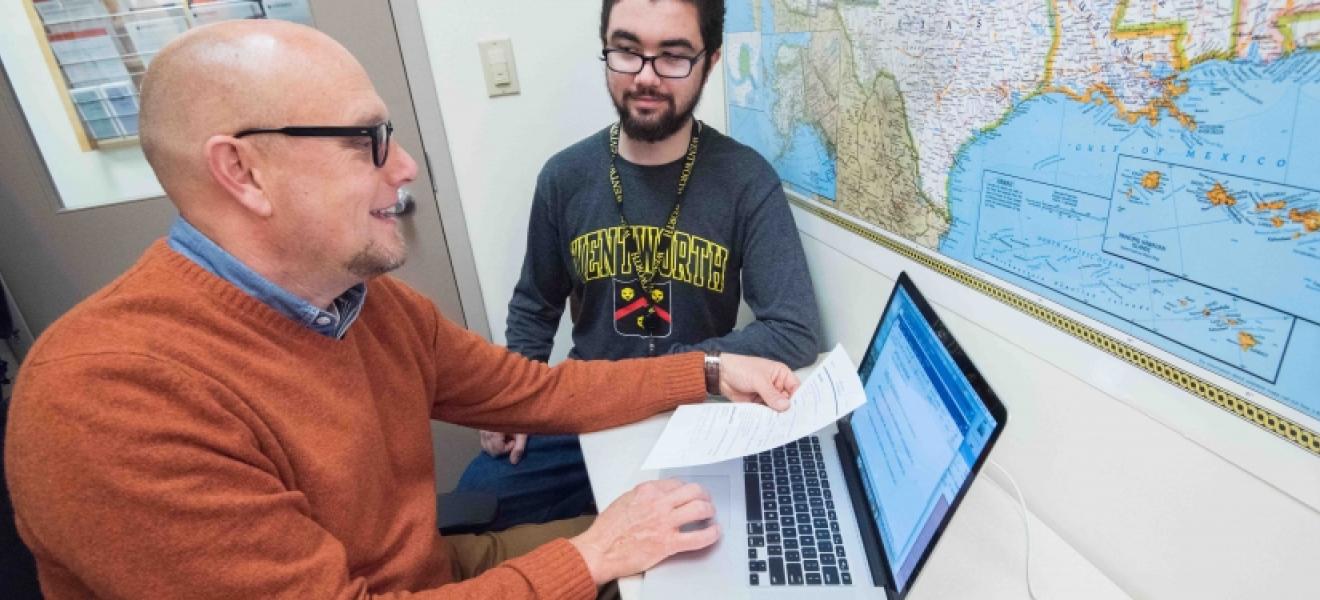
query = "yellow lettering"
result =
(607, 227, 624, 277)
(569, 237, 585, 281)
(673, 235, 690, 283)
(693, 243, 709, 289)
(569, 226, 729, 292)
(640, 226, 660, 264)
(591, 236, 605, 279)
(710, 244, 728, 292)
(598, 230, 614, 278)
(658, 231, 675, 279)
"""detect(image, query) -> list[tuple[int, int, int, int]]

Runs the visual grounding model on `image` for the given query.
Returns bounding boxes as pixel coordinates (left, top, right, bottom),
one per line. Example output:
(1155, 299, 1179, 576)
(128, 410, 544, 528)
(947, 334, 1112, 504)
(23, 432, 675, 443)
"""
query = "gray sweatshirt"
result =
(506, 123, 822, 368)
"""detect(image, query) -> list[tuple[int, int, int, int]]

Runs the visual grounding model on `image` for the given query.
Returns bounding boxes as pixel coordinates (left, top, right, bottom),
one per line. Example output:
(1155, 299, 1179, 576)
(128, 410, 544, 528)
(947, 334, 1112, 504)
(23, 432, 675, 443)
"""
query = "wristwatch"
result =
(703, 349, 721, 395)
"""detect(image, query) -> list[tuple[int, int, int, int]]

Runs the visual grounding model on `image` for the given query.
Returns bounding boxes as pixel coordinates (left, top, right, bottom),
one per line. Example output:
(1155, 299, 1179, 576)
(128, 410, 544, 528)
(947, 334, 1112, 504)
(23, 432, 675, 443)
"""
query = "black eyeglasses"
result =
(233, 121, 394, 167)
(601, 48, 707, 79)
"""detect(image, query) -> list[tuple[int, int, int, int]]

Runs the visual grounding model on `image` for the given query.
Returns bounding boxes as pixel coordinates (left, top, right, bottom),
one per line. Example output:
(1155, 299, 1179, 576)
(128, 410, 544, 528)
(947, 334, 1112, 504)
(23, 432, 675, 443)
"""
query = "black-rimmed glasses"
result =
(601, 48, 707, 79)
(234, 121, 394, 167)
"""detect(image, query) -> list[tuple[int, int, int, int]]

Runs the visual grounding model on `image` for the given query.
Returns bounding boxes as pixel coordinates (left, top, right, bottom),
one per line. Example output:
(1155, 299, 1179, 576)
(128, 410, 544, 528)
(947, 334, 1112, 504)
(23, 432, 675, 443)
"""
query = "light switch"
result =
(478, 38, 520, 97)
(491, 63, 511, 86)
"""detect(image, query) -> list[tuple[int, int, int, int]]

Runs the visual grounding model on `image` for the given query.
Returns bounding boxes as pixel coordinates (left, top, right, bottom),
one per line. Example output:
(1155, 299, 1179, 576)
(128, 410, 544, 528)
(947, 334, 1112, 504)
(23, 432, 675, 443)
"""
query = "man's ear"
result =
(204, 135, 273, 218)
(701, 48, 722, 86)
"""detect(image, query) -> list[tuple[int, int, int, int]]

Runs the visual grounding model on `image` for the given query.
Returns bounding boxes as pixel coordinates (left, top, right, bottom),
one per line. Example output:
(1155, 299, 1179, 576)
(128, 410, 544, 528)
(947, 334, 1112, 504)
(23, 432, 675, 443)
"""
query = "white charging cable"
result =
(987, 459, 1041, 600)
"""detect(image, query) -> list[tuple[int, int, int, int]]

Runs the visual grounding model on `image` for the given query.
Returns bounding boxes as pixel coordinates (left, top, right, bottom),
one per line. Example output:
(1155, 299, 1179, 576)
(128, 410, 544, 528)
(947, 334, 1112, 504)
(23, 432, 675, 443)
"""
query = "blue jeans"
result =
(454, 434, 596, 531)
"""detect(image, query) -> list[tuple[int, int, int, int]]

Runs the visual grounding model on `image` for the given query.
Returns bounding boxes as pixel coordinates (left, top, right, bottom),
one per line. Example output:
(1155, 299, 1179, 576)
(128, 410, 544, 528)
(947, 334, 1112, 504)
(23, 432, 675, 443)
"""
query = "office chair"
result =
(2, 395, 44, 599)
(435, 490, 499, 535)
(1, 281, 12, 396)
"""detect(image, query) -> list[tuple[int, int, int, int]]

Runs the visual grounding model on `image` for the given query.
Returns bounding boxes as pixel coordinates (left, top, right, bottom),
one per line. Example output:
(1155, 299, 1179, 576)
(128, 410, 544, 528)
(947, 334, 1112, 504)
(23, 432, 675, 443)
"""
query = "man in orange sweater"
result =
(4, 20, 801, 600)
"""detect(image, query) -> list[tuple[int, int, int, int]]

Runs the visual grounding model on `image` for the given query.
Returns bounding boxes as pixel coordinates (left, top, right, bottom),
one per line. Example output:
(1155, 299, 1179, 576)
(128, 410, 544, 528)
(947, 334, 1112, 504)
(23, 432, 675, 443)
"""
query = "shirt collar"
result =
(167, 217, 367, 338)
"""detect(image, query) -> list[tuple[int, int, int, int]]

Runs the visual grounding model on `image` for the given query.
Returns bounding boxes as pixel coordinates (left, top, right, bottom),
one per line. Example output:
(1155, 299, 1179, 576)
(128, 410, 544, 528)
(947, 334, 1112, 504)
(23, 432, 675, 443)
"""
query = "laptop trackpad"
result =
(642, 475, 743, 599)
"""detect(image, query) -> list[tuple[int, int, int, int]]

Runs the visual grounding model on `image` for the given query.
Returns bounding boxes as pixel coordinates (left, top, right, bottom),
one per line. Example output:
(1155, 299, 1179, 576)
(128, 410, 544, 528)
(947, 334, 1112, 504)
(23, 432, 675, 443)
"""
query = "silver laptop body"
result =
(645, 422, 876, 599)
(642, 273, 1010, 600)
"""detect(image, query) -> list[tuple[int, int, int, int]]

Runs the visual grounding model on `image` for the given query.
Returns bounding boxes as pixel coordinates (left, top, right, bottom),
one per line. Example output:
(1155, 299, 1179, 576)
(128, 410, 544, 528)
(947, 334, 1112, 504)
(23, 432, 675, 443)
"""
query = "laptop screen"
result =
(849, 282, 999, 593)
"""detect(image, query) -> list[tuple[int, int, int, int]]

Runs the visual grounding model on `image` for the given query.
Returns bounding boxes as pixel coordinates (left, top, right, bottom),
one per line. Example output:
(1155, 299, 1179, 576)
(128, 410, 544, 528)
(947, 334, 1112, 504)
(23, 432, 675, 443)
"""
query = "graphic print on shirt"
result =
(569, 224, 730, 291)
(571, 224, 731, 339)
(613, 279, 672, 337)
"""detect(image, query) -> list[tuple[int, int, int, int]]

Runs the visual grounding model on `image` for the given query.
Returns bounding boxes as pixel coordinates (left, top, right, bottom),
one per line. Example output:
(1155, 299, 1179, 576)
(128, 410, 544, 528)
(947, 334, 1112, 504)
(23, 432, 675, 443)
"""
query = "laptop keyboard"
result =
(743, 436, 853, 586)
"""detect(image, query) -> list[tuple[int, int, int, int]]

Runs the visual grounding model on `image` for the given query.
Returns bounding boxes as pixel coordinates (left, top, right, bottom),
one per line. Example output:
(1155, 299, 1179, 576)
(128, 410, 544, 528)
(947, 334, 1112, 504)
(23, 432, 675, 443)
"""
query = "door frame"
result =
(388, 0, 490, 340)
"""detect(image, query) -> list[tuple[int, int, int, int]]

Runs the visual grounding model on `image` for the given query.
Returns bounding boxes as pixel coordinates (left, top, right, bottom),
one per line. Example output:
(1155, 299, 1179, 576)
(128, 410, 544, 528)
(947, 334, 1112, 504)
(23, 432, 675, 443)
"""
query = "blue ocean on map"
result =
(939, 52, 1320, 418)
(776, 124, 837, 199)
(726, 0, 756, 32)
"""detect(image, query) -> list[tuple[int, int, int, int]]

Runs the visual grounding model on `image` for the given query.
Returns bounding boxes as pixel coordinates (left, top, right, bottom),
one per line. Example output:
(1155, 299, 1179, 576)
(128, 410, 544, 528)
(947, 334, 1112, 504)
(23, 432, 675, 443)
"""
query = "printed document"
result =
(641, 344, 866, 470)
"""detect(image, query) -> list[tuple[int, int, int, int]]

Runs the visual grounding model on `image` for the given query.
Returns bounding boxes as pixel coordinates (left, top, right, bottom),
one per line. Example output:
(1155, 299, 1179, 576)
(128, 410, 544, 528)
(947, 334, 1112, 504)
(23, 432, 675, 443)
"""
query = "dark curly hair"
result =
(599, 0, 725, 58)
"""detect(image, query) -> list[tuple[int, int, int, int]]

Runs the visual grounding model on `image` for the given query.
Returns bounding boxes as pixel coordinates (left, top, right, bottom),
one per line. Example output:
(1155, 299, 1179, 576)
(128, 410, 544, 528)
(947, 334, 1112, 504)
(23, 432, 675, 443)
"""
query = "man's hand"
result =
(569, 479, 718, 584)
(477, 431, 528, 464)
(718, 353, 799, 411)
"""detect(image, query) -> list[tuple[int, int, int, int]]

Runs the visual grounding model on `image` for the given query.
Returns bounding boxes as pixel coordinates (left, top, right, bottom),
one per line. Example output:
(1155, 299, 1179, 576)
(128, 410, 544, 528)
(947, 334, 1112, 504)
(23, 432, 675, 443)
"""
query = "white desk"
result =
(581, 413, 1132, 599)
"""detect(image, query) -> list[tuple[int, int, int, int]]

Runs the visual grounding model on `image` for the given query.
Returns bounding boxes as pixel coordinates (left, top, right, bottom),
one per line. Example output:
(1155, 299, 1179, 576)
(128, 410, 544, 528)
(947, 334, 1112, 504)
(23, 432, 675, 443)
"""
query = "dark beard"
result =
(613, 81, 705, 143)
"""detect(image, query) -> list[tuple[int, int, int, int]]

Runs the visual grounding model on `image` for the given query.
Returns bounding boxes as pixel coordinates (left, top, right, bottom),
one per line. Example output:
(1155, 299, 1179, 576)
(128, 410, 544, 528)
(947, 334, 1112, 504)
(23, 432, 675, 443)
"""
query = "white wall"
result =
(415, 2, 1320, 598)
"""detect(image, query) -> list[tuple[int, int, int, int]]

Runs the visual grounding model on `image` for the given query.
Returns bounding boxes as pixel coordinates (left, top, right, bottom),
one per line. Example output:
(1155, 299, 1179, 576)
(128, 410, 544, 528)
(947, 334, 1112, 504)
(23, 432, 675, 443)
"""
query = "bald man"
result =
(3, 21, 801, 599)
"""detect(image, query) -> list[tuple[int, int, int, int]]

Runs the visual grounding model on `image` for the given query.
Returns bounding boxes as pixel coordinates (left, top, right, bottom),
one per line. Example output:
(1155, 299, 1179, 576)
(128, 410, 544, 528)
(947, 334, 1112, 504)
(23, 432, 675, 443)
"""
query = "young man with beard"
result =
(456, 0, 823, 531)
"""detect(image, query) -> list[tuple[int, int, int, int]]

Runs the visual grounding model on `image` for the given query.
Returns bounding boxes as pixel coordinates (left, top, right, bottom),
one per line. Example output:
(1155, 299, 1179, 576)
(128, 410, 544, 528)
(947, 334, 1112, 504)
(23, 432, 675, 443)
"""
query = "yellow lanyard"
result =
(607, 120, 701, 306)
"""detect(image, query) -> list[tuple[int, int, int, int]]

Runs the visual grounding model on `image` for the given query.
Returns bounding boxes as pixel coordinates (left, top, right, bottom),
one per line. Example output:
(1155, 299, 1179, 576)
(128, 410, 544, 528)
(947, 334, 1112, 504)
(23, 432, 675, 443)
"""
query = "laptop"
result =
(644, 272, 1008, 600)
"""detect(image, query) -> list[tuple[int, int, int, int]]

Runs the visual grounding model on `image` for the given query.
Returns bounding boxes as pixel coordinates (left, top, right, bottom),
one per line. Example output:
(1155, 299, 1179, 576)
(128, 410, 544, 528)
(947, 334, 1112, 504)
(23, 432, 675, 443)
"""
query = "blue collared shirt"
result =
(167, 217, 366, 339)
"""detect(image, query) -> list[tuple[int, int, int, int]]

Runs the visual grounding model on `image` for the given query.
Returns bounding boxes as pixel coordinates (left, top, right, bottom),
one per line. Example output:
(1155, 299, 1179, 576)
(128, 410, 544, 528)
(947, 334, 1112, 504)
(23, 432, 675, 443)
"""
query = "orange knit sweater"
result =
(5, 241, 706, 599)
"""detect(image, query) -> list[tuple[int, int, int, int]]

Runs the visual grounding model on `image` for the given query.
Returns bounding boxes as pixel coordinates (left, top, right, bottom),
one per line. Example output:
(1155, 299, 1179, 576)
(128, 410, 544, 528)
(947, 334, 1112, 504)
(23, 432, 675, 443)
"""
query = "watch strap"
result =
(703, 349, 721, 395)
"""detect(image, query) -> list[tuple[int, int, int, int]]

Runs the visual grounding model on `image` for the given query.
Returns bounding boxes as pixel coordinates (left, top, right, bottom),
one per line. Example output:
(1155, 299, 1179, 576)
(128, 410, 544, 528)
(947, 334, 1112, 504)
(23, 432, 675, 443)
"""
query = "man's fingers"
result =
(756, 376, 791, 412)
(663, 482, 710, 510)
(667, 497, 716, 527)
(778, 369, 801, 396)
(719, 355, 798, 411)
(672, 521, 721, 554)
(480, 431, 508, 456)
(509, 433, 528, 465)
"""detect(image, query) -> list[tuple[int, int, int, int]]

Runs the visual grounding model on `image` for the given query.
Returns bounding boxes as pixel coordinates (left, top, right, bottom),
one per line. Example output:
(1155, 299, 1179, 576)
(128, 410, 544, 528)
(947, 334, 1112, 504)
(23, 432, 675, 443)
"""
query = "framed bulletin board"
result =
(24, 0, 313, 151)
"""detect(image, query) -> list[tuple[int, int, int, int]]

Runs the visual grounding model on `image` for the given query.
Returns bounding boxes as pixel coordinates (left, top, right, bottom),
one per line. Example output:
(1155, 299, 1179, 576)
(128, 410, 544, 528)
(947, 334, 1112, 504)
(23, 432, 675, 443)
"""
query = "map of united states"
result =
(725, 0, 1320, 421)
